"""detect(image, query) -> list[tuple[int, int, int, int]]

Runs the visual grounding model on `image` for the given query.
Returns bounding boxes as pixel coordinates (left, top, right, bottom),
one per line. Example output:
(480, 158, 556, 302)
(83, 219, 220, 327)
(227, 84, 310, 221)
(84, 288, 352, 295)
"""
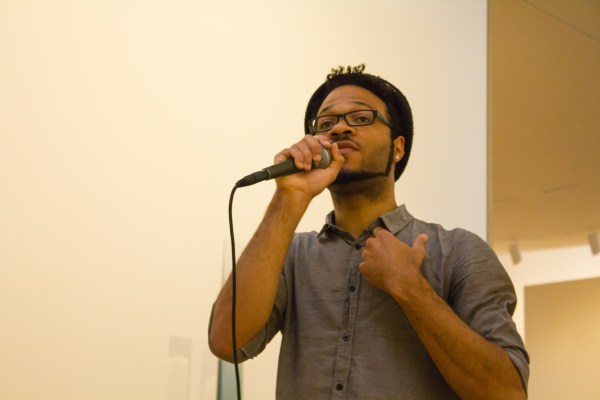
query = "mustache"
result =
(331, 135, 352, 143)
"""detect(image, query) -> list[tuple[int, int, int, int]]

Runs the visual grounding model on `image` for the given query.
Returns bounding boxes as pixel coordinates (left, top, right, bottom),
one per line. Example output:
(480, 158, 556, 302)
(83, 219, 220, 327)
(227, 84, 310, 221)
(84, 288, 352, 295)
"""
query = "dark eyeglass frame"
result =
(310, 109, 392, 134)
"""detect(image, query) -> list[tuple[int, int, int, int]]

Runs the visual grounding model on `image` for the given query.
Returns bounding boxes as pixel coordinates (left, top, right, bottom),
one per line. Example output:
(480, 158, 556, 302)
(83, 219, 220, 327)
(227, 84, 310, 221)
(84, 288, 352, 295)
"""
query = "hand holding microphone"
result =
(236, 137, 340, 188)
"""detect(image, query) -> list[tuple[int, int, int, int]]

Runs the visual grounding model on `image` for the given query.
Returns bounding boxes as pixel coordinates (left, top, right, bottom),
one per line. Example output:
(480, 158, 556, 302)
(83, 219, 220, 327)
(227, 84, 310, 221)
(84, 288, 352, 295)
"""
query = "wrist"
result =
(273, 186, 314, 208)
(392, 272, 435, 307)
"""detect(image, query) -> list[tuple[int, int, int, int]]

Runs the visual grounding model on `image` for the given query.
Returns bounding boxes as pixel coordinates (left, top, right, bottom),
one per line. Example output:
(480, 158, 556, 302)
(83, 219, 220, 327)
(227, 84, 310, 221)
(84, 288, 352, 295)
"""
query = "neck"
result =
(329, 176, 398, 238)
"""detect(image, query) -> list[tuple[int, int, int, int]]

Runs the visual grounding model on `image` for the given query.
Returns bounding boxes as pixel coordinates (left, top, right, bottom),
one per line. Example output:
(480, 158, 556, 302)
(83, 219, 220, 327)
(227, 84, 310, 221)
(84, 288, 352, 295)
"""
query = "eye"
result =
(317, 116, 336, 131)
(348, 110, 374, 125)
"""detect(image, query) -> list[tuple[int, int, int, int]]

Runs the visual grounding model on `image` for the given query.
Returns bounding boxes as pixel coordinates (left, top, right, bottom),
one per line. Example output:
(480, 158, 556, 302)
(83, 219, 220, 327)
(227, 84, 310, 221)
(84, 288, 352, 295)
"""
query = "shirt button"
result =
(336, 384, 344, 391)
(343, 335, 350, 341)
(349, 286, 356, 292)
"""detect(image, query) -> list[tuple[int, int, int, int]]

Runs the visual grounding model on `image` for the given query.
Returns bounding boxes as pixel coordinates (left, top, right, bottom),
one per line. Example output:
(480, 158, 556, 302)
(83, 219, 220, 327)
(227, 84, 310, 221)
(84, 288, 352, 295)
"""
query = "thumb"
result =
(413, 233, 429, 251)
(329, 142, 346, 166)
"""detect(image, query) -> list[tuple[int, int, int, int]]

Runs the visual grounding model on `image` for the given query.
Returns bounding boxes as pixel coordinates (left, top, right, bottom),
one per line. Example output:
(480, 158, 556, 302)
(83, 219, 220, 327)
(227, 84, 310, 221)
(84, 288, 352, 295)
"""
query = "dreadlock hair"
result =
(304, 64, 414, 181)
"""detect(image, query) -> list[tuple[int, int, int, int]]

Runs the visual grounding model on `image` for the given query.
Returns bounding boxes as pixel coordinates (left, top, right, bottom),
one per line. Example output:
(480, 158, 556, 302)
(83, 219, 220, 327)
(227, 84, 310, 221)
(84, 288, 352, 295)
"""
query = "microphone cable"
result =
(228, 183, 242, 400)
(226, 149, 330, 398)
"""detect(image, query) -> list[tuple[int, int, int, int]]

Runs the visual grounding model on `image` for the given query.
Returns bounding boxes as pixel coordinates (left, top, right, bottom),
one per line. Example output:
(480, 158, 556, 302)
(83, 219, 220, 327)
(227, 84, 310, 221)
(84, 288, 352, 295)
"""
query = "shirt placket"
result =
(330, 242, 362, 399)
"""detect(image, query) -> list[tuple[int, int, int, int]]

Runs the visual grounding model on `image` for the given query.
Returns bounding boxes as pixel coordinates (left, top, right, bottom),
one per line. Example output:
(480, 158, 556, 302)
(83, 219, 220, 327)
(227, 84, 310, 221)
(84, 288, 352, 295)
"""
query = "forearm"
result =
(209, 189, 311, 358)
(393, 276, 526, 400)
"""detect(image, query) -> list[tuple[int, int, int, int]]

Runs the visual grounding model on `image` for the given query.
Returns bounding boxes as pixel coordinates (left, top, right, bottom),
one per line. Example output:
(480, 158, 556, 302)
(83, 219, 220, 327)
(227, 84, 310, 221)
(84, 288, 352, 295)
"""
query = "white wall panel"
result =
(0, 1, 487, 399)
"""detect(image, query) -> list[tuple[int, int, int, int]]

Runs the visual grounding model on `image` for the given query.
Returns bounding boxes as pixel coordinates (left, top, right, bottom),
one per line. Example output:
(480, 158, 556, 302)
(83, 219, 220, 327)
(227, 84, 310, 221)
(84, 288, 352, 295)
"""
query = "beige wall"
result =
(525, 277, 600, 400)
(499, 246, 600, 337)
(499, 246, 600, 400)
(0, 1, 487, 399)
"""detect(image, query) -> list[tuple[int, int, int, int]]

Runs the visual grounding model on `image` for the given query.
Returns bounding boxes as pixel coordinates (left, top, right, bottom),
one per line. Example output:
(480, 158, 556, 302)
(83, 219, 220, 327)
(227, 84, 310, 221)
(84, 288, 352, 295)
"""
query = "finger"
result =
(274, 147, 292, 165)
(288, 141, 313, 171)
(371, 227, 392, 240)
(306, 135, 327, 164)
(315, 136, 331, 150)
(328, 142, 345, 166)
(296, 135, 327, 171)
(372, 227, 386, 235)
(413, 234, 429, 250)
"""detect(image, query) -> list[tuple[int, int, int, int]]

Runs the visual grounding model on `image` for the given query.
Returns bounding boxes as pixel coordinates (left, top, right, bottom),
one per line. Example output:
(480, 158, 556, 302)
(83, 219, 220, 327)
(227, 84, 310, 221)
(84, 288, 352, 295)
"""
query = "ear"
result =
(393, 136, 405, 162)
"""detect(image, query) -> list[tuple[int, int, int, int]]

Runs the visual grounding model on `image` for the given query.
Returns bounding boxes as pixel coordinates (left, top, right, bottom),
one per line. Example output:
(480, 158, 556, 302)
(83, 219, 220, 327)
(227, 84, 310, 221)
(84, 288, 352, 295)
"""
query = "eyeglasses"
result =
(310, 109, 392, 134)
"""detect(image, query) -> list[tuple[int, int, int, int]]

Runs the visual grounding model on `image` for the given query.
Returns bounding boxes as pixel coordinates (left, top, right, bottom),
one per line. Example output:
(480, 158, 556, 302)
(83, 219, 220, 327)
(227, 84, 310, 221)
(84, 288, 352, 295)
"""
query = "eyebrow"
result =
(318, 100, 374, 115)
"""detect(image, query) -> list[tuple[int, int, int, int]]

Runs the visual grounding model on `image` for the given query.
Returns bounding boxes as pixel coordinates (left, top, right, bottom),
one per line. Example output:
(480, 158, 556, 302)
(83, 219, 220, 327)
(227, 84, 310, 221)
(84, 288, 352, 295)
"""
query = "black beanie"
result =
(303, 65, 413, 181)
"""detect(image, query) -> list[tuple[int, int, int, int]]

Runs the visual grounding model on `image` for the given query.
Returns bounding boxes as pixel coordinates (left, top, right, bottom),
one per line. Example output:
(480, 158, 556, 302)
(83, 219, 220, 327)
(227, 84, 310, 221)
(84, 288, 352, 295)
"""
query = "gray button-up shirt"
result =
(235, 205, 529, 399)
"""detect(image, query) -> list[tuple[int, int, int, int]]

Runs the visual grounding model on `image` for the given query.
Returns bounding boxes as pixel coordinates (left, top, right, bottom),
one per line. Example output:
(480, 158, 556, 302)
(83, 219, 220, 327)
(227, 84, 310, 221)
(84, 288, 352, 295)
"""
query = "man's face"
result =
(315, 85, 403, 185)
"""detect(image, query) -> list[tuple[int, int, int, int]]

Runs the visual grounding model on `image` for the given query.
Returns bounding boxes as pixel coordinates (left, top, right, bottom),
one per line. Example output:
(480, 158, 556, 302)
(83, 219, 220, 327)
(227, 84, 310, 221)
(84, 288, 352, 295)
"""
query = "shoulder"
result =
(290, 231, 319, 245)
(407, 216, 493, 258)
(391, 207, 483, 248)
(286, 231, 321, 259)
(405, 217, 506, 281)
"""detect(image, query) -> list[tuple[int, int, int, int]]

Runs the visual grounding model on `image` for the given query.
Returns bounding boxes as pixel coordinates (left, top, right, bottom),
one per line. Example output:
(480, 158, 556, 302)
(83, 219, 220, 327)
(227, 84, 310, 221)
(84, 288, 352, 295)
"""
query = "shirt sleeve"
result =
(233, 273, 287, 363)
(447, 229, 530, 391)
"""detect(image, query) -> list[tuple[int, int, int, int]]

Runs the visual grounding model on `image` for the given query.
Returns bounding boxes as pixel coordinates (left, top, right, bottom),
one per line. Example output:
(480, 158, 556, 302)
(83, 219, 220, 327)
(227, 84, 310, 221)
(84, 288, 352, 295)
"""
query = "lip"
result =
(334, 140, 359, 154)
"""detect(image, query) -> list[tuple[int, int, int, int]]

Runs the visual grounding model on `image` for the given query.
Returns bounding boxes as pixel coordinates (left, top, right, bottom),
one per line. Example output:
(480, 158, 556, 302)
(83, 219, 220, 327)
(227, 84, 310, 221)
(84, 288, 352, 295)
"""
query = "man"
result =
(209, 65, 529, 399)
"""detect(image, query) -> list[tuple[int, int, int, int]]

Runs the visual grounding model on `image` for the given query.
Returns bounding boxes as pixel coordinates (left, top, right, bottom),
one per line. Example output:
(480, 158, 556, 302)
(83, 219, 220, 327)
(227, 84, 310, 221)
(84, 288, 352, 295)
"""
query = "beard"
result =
(331, 139, 395, 185)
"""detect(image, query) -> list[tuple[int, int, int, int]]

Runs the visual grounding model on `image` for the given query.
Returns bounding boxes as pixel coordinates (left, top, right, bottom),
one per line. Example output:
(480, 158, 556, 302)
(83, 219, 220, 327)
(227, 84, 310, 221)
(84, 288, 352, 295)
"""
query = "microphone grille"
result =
(314, 147, 332, 169)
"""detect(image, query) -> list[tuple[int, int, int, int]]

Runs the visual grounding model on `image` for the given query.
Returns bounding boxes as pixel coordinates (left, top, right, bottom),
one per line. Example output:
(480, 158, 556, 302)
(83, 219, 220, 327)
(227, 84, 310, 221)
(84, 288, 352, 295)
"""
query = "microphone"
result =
(236, 146, 332, 187)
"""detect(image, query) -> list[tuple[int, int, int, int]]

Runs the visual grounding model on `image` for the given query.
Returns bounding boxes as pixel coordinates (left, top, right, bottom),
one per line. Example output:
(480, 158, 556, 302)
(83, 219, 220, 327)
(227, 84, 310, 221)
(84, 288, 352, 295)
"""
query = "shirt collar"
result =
(378, 204, 413, 234)
(317, 204, 414, 239)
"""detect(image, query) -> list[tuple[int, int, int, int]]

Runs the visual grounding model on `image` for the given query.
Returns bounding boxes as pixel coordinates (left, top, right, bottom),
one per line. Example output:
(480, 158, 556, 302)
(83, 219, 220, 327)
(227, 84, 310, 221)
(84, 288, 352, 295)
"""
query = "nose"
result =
(328, 117, 354, 137)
